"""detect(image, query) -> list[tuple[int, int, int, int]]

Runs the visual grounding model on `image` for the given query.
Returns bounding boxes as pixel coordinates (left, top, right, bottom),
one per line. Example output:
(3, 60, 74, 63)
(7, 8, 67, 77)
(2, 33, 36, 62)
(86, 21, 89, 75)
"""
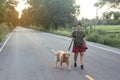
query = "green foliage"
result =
(86, 30, 106, 43)
(0, 0, 5, 4)
(49, 27, 73, 37)
(86, 30, 120, 48)
(95, 0, 120, 9)
(81, 18, 120, 27)
(95, 0, 120, 25)
(0, 23, 10, 42)
(97, 19, 120, 25)
(28, 25, 45, 31)
(102, 11, 120, 20)
(5, 0, 19, 29)
(95, 25, 120, 33)
(0, 0, 19, 31)
(0, 3, 6, 23)
(47, 25, 120, 48)
(21, 0, 80, 30)
(102, 34, 120, 48)
(0, 0, 18, 43)
(81, 18, 102, 30)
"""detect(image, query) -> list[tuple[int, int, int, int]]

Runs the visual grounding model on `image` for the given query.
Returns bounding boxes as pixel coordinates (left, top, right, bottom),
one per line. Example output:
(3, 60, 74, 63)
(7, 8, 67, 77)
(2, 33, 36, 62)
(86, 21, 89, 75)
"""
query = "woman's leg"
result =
(74, 53, 78, 63)
(80, 52, 84, 69)
(74, 53, 78, 67)
(80, 52, 84, 65)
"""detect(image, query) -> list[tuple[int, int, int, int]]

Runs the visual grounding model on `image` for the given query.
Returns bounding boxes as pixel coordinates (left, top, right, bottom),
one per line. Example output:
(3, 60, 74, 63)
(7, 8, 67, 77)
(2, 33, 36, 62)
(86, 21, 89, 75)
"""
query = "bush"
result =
(86, 30, 120, 48)
(86, 31, 104, 43)
(0, 36, 2, 42)
(0, 23, 10, 42)
(103, 37, 120, 48)
(28, 25, 45, 31)
(47, 27, 120, 48)
(96, 30, 107, 34)
(103, 35, 112, 45)
(49, 28, 72, 37)
(103, 34, 120, 48)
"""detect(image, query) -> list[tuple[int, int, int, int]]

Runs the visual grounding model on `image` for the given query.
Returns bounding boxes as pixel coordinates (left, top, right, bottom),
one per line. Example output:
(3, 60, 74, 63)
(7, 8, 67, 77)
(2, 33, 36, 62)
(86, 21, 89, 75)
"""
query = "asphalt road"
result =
(0, 27, 120, 80)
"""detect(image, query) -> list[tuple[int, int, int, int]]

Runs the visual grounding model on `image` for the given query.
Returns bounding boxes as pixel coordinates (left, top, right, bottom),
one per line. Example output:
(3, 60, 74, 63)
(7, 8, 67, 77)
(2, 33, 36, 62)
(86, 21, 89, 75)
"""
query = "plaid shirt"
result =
(72, 30, 85, 46)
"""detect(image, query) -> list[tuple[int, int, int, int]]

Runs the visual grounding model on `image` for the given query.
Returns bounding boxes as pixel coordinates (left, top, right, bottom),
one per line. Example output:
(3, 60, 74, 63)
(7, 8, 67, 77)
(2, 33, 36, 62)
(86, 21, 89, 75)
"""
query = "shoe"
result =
(81, 65, 84, 70)
(74, 63, 77, 67)
(85, 47, 88, 49)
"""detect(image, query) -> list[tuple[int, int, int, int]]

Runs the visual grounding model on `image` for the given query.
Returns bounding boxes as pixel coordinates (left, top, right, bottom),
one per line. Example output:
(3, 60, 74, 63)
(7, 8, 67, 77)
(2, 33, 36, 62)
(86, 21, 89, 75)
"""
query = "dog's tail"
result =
(51, 49, 56, 55)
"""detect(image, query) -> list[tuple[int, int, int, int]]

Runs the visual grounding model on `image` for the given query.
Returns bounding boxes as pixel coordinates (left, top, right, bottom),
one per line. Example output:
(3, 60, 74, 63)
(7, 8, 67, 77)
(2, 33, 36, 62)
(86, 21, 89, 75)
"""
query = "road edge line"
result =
(88, 43, 120, 54)
(0, 32, 14, 53)
(46, 33, 120, 54)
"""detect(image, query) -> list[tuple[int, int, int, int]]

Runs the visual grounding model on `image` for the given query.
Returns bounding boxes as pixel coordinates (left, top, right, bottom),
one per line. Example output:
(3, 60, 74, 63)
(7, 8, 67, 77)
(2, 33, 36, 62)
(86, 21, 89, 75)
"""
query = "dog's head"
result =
(62, 53, 70, 62)
(63, 52, 70, 58)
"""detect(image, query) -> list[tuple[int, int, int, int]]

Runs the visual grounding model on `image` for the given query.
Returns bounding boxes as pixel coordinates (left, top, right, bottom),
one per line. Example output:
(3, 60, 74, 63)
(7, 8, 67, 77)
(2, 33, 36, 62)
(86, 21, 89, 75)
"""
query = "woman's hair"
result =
(77, 21, 82, 27)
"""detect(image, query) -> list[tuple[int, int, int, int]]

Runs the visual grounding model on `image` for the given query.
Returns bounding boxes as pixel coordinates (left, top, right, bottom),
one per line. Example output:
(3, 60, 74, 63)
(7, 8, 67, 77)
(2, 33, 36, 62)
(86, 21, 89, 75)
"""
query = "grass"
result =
(28, 25, 120, 48)
(0, 23, 10, 42)
(86, 30, 120, 48)
(95, 25, 120, 32)
(48, 25, 120, 48)
(49, 28, 73, 37)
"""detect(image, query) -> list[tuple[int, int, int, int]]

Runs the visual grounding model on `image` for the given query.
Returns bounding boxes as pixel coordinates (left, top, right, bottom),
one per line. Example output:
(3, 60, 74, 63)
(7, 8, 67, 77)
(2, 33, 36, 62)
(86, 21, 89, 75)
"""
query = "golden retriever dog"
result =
(51, 50, 71, 70)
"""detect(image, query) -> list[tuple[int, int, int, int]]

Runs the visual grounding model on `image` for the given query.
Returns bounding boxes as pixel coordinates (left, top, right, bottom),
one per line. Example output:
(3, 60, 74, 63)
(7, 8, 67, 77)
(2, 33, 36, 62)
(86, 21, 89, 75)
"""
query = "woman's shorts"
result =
(72, 45, 86, 53)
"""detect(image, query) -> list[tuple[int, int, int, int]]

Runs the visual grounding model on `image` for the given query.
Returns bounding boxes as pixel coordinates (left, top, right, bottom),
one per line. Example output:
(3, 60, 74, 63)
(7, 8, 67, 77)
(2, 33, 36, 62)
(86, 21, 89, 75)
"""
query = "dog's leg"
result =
(56, 61, 59, 68)
(60, 61, 63, 69)
(56, 61, 57, 68)
(56, 55, 59, 68)
(67, 59, 71, 71)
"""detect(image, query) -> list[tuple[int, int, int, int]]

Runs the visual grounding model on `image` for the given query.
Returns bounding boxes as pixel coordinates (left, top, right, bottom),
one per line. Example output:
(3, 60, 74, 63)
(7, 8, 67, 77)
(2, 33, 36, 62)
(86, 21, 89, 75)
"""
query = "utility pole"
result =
(94, 6, 99, 30)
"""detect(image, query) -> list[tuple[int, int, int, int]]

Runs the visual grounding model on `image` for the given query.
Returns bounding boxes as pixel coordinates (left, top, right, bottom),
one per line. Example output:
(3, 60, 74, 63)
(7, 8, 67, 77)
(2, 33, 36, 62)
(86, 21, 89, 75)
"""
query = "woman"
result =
(72, 22, 87, 69)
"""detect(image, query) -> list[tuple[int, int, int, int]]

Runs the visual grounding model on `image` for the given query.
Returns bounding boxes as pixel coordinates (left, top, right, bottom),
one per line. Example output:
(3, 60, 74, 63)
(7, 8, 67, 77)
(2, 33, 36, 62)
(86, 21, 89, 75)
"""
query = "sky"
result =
(15, 0, 108, 19)
(75, 0, 107, 19)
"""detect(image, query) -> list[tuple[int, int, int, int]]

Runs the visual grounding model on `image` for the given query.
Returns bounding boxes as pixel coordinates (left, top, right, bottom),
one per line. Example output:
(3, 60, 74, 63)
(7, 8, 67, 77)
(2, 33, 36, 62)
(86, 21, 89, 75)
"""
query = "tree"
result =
(94, 0, 120, 25)
(102, 11, 120, 20)
(0, 0, 6, 23)
(0, 0, 5, 3)
(5, 0, 19, 29)
(22, 0, 80, 30)
(113, 12, 120, 20)
(104, 0, 120, 9)
(0, 4, 6, 23)
(95, 0, 120, 9)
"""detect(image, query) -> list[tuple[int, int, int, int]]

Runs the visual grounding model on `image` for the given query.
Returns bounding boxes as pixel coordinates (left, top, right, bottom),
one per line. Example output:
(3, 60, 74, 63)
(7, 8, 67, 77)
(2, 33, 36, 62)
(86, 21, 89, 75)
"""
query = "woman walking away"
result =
(72, 22, 88, 70)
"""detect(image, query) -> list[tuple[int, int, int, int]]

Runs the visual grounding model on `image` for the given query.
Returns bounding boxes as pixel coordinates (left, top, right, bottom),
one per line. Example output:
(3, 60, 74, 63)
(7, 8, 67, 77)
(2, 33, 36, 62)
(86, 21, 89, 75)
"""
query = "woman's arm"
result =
(83, 37, 88, 49)
(72, 31, 76, 41)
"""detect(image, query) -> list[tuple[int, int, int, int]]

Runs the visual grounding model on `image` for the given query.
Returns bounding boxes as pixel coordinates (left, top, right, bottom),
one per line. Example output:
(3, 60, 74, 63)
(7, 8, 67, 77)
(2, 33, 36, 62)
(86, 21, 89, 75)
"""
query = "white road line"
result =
(85, 75, 94, 80)
(47, 33, 120, 54)
(0, 32, 13, 53)
(88, 43, 120, 54)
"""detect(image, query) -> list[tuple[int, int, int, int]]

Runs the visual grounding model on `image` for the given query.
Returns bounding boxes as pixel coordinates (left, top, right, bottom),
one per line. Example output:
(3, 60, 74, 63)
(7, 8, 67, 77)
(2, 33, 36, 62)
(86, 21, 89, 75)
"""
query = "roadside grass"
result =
(49, 28, 73, 37)
(29, 25, 120, 48)
(86, 30, 120, 48)
(28, 25, 47, 31)
(0, 23, 10, 42)
(95, 25, 120, 32)
(49, 25, 120, 48)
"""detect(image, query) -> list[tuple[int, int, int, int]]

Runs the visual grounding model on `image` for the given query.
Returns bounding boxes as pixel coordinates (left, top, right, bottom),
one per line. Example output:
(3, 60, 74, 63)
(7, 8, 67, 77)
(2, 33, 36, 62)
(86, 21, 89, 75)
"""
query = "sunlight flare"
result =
(15, 0, 30, 18)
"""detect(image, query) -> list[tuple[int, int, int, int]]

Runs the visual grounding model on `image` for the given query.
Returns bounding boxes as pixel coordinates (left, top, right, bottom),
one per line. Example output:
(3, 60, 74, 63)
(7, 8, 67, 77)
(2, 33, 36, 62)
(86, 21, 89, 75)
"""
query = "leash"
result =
(68, 40, 73, 51)
(41, 40, 74, 52)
